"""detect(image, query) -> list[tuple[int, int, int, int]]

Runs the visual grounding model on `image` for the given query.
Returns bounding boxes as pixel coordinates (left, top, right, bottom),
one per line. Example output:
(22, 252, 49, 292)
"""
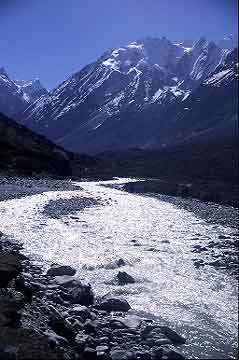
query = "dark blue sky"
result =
(0, 0, 237, 89)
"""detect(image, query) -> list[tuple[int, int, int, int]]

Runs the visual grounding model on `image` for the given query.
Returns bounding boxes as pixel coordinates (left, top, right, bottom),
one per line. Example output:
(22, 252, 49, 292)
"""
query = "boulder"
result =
(46, 265, 76, 277)
(51, 275, 79, 288)
(75, 333, 96, 351)
(44, 330, 68, 347)
(193, 259, 205, 268)
(98, 297, 131, 312)
(116, 271, 135, 285)
(105, 258, 127, 270)
(68, 305, 91, 321)
(110, 315, 141, 330)
(96, 345, 109, 356)
(159, 326, 186, 345)
(66, 282, 94, 306)
(48, 306, 75, 340)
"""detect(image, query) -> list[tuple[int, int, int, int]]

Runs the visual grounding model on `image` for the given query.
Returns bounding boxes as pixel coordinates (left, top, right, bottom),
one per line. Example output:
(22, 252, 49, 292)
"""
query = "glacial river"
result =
(0, 179, 238, 359)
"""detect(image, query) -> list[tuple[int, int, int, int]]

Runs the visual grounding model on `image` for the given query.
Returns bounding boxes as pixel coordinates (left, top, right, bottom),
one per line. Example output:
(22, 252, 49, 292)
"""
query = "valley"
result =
(0, 177, 238, 359)
(0, 23, 238, 359)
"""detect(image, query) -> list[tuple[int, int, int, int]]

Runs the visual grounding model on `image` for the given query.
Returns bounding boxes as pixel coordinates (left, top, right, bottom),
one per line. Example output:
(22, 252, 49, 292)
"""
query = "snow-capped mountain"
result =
(19, 37, 236, 153)
(14, 78, 48, 102)
(149, 47, 238, 148)
(0, 67, 47, 118)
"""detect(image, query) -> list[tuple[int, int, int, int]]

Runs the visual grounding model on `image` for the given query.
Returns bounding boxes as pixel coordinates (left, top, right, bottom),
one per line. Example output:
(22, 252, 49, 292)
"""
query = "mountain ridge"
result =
(18, 36, 234, 153)
(0, 68, 47, 118)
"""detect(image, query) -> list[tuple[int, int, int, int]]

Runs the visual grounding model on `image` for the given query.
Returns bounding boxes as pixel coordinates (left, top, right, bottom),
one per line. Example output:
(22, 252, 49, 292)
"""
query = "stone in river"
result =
(159, 326, 186, 345)
(193, 259, 205, 268)
(98, 296, 131, 312)
(46, 265, 76, 277)
(116, 271, 135, 285)
(110, 315, 141, 330)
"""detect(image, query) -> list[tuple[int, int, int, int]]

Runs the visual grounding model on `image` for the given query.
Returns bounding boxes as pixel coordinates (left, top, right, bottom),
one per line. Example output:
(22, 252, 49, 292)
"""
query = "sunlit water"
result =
(0, 179, 238, 359)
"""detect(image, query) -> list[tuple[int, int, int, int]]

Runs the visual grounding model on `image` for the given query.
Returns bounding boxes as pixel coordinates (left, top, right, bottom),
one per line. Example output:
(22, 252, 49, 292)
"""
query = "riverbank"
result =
(0, 176, 188, 359)
(121, 179, 239, 208)
(0, 232, 187, 360)
(0, 175, 82, 202)
(0, 176, 238, 359)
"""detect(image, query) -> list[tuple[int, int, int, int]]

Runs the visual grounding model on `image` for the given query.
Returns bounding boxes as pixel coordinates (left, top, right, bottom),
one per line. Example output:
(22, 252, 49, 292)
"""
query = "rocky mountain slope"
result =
(0, 112, 71, 175)
(19, 37, 235, 153)
(0, 67, 47, 118)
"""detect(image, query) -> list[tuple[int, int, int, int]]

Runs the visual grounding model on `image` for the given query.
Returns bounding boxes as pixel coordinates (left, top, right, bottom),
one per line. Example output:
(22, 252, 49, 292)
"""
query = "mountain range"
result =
(0, 36, 238, 156)
(0, 67, 47, 118)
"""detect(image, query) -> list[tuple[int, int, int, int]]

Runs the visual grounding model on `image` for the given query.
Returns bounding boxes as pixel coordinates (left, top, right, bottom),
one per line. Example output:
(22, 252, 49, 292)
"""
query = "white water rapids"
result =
(0, 179, 238, 359)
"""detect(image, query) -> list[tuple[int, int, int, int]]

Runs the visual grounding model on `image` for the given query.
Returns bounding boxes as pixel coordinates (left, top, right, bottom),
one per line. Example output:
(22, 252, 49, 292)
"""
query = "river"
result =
(0, 178, 238, 359)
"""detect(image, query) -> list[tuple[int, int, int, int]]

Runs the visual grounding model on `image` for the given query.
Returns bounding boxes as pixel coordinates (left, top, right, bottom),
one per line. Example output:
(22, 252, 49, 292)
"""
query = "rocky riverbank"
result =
(122, 179, 239, 208)
(0, 232, 187, 360)
(0, 175, 82, 202)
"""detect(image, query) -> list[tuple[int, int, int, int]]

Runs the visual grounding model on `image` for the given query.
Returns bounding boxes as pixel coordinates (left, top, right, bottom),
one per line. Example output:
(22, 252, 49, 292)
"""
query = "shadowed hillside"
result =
(0, 112, 71, 175)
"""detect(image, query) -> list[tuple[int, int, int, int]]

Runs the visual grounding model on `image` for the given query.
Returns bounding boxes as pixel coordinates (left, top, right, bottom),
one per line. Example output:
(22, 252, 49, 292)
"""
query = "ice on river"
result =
(0, 179, 238, 359)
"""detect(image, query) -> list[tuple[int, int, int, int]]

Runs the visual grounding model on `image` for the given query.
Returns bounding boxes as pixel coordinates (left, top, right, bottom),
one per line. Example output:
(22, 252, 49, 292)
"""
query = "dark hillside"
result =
(0, 112, 71, 175)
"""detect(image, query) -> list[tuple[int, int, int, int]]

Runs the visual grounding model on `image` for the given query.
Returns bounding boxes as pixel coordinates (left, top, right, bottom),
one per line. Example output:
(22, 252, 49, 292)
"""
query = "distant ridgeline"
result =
(13, 37, 238, 156)
(0, 112, 71, 175)
(0, 37, 238, 190)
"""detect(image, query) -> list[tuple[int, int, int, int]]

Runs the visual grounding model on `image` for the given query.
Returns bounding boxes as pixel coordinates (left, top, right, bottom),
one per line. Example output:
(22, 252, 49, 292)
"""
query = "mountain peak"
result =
(0, 67, 8, 77)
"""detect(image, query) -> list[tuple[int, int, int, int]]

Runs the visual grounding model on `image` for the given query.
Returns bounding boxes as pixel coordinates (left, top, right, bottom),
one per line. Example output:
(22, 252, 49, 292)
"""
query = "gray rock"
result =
(159, 326, 186, 345)
(68, 305, 91, 320)
(98, 297, 131, 312)
(96, 345, 109, 355)
(105, 258, 127, 270)
(48, 307, 75, 340)
(117, 271, 135, 285)
(193, 259, 205, 268)
(67, 283, 94, 306)
(110, 315, 141, 330)
(75, 333, 91, 351)
(51, 275, 79, 288)
(77, 333, 96, 349)
(44, 330, 68, 347)
(192, 245, 208, 253)
(46, 265, 76, 277)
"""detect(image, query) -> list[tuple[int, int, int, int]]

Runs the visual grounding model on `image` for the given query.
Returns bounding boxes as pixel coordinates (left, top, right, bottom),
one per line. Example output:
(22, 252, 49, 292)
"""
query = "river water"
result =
(0, 179, 238, 359)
